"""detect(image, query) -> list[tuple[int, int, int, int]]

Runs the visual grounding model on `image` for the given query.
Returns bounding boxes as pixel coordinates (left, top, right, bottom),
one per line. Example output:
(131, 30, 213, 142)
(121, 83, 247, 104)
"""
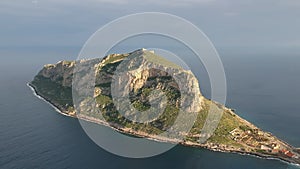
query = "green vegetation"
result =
(95, 94, 112, 106)
(142, 51, 182, 69)
(101, 54, 128, 65)
(99, 61, 121, 74)
(208, 106, 243, 147)
(188, 100, 209, 136)
(132, 100, 151, 111)
(239, 125, 252, 132)
(30, 75, 73, 109)
(31, 50, 252, 150)
(93, 83, 180, 135)
(31, 51, 300, 166)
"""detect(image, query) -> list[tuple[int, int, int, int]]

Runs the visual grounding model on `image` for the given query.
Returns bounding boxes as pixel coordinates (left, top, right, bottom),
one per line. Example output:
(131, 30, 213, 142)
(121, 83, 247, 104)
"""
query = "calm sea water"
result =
(0, 46, 299, 169)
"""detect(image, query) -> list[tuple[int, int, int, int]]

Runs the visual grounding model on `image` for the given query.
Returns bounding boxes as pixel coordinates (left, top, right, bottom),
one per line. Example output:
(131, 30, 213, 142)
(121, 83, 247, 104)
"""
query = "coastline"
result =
(27, 82, 300, 167)
(27, 83, 75, 118)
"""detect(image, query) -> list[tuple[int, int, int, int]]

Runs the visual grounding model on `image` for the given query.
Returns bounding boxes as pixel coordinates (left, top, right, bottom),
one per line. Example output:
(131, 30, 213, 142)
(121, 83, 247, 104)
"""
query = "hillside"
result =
(29, 49, 300, 165)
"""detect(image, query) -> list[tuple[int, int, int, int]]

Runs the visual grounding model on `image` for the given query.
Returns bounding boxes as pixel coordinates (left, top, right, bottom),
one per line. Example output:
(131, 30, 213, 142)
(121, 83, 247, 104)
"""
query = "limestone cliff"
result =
(29, 49, 300, 165)
(38, 60, 74, 87)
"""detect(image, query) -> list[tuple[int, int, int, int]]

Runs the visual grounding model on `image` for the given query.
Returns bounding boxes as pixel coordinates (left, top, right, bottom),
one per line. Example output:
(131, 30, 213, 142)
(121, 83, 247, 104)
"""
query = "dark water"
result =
(0, 47, 299, 169)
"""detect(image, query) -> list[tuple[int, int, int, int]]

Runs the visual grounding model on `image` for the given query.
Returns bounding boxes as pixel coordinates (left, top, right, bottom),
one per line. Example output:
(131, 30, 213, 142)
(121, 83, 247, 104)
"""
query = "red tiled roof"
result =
(286, 152, 294, 157)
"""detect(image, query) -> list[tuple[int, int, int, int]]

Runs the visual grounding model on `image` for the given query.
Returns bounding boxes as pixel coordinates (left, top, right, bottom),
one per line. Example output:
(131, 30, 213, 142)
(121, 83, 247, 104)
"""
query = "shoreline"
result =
(27, 83, 75, 118)
(27, 82, 300, 167)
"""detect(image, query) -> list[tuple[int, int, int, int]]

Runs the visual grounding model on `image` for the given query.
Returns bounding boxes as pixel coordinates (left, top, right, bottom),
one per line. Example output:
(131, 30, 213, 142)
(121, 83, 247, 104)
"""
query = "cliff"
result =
(29, 49, 300, 165)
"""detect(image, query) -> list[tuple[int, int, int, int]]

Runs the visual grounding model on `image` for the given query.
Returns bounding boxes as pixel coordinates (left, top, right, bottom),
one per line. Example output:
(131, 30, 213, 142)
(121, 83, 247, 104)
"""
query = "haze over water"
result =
(0, 46, 299, 169)
(1, 0, 300, 168)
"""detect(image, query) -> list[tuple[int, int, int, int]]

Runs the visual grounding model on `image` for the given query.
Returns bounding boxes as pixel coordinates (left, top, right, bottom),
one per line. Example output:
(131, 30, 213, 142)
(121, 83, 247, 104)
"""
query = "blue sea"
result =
(0, 46, 299, 169)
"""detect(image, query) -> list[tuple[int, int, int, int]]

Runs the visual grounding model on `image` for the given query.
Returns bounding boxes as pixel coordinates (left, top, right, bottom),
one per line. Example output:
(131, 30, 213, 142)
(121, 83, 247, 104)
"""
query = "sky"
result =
(0, 0, 300, 55)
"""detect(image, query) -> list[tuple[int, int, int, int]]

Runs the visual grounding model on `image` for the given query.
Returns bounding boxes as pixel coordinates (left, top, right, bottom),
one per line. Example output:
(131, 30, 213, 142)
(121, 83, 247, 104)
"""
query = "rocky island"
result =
(29, 49, 300, 165)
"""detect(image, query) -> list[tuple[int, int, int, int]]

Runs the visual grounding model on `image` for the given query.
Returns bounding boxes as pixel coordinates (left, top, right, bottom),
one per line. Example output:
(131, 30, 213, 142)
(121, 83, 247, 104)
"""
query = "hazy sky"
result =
(1, 0, 300, 54)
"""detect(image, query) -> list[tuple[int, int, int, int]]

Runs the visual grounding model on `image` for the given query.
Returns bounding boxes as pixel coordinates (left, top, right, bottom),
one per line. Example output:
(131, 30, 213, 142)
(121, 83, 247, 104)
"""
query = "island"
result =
(28, 48, 300, 165)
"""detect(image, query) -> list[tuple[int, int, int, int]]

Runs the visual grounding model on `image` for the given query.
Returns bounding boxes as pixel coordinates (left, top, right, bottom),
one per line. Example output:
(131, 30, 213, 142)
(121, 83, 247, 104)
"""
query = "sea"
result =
(0, 45, 299, 169)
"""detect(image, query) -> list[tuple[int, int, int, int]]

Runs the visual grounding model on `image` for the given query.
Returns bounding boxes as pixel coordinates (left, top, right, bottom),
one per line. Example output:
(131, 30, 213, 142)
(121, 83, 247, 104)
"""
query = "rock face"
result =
(30, 49, 300, 165)
(69, 49, 203, 131)
(38, 60, 74, 87)
(37, 49, 203, 114)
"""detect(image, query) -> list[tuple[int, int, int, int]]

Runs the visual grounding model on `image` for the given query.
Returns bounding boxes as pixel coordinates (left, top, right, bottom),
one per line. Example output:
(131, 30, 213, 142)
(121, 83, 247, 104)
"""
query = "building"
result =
(281, 149, 295, 158)
(285, 151, 294, 158)
(261, 145, 272, 151)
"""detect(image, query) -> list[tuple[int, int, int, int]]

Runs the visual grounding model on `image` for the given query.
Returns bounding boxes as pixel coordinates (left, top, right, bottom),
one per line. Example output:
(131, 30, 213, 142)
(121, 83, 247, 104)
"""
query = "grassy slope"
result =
(30, 75, 73, 110)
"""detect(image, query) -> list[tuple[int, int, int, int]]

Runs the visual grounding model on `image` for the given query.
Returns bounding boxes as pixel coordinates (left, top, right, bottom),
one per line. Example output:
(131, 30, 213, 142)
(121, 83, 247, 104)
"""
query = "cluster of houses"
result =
(229, 128, 271, 148)
(229, 127, 299, 159)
